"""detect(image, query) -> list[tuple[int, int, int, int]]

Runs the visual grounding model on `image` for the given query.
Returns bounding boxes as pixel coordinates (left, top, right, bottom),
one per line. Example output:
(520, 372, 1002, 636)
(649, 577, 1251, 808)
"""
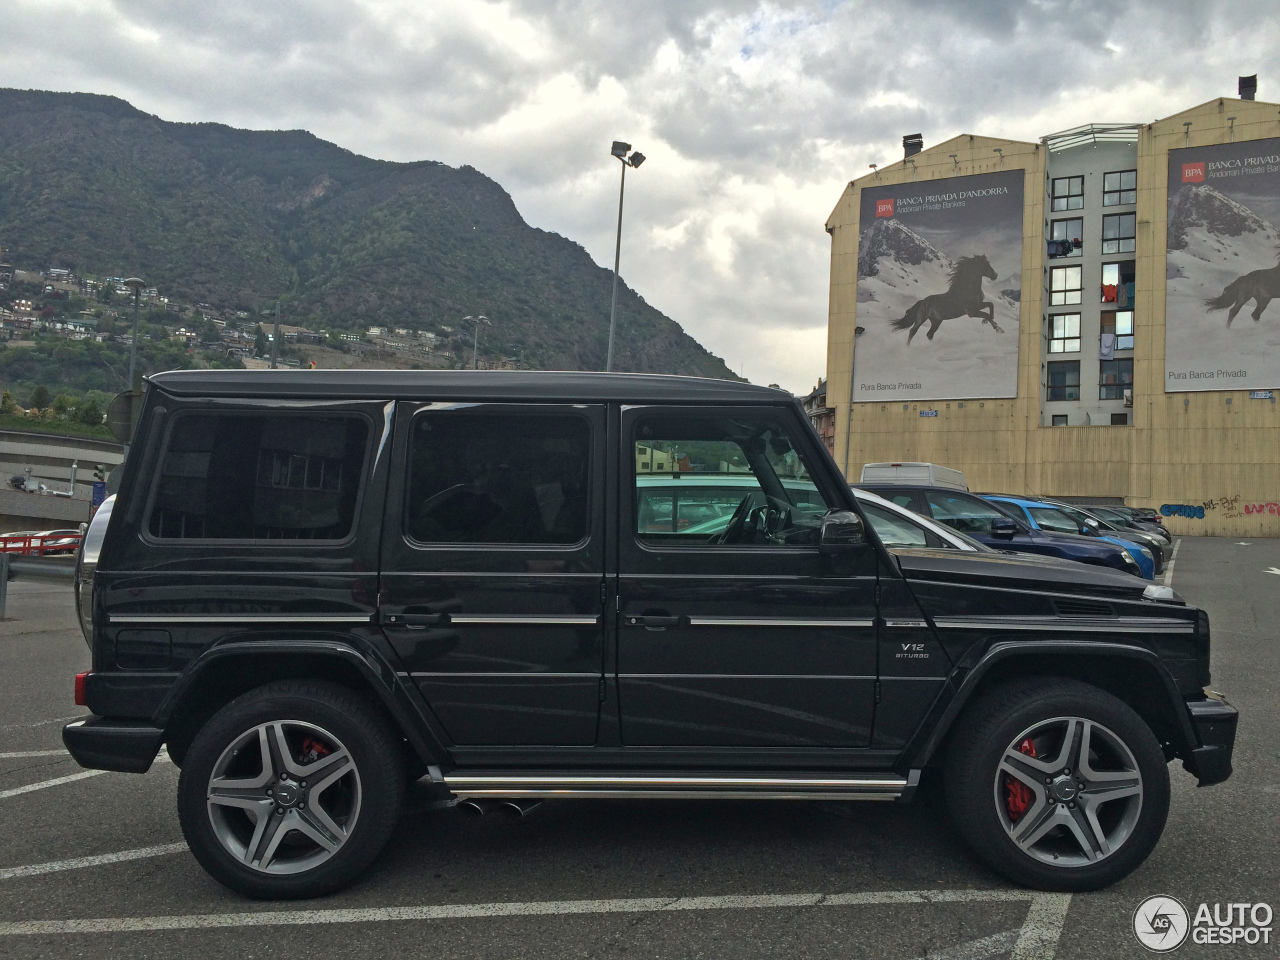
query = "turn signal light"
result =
(74, 672, 89, 707)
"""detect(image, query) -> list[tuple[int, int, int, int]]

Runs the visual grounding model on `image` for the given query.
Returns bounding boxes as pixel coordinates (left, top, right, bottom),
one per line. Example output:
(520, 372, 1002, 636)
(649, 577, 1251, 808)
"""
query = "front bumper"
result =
(63, 717, 164, 773)
(1183, 695, 1238, 786)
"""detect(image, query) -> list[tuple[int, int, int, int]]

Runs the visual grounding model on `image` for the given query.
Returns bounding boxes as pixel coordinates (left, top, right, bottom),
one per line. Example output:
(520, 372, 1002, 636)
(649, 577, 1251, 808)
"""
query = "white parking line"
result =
(0, 770, 104, 800)
(0, 715, 84, 730)
(928, 928, 1020, 960)
(0, 843, 188, 881)
(1161, 537, 1182, 587)
(0, 750, 70, 759)
(0, 889, 1072, 958)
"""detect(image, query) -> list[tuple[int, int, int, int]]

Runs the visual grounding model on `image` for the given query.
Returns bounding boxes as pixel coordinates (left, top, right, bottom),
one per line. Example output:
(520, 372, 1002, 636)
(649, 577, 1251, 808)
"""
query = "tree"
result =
(0, 391, 15, 415)
(77, 400, 102, 425)
(52, 393, 76, 417)
(254, 326, 267, 357)
(99, 283, 115, 303)
(28, 385, 50, 410)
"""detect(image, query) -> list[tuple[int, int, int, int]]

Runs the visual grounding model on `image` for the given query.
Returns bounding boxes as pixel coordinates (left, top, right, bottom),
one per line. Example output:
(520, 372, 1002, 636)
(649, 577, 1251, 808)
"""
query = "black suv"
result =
(65, 371, 1236, 899)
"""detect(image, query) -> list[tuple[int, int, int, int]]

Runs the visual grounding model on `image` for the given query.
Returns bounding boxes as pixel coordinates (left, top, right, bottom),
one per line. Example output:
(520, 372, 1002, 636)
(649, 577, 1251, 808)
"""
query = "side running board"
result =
(442, 771, 920, 802)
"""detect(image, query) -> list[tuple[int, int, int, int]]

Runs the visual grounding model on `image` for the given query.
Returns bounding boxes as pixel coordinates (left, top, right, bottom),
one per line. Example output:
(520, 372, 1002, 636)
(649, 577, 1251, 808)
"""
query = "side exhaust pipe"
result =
(495, 799, 543, 820)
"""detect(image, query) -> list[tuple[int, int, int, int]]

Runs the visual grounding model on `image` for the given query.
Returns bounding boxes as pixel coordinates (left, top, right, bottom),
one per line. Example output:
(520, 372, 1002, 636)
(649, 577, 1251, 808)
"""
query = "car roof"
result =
(147, 369, 788, 405)
(986, 494, 1052, 509)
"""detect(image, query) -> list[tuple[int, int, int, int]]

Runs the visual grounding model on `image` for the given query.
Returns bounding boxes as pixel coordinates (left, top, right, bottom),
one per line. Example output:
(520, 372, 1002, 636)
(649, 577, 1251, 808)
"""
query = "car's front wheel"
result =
(945, 677, 1170, 891)
(177, 679, 405, 899)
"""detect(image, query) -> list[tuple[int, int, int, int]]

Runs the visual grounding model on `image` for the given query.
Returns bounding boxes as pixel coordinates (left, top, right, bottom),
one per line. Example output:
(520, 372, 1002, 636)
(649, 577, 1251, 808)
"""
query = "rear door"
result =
(379, 402, 607, 746)
(617, 404, 878, 747)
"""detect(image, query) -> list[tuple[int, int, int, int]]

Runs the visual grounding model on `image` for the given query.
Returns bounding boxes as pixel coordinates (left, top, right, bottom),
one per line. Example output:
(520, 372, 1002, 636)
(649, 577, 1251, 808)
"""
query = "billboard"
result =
(853, 170, 1024, 402)
(1166, 138, 1280, 392)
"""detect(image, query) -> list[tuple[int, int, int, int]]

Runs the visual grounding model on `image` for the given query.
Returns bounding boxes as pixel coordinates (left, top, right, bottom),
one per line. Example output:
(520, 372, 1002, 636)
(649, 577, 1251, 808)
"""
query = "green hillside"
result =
(0, 89, 737, 378)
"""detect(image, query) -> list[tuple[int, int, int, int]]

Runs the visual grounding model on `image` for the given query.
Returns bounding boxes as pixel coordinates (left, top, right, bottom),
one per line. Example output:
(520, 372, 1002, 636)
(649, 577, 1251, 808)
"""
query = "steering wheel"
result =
(712, 495, 754, 545)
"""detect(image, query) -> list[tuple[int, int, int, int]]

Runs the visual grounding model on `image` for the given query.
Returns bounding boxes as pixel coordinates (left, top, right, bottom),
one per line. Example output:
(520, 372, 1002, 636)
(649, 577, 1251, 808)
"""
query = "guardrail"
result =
(0, 533, 82, 557)
(0, 552, 76, 620)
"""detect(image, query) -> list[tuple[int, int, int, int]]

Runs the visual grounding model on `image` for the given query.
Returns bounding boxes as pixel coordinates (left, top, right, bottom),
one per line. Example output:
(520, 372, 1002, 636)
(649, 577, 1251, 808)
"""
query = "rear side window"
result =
(1027, 506, 1079, 535)
(406, 412, 591, 545)
(148, 414, 369, 540)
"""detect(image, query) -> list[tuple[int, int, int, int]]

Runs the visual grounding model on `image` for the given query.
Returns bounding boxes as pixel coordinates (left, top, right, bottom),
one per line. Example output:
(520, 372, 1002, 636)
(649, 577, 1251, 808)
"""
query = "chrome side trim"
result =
(620, 673, 876, 680)
(106, 613, 372, 625)
(410, 672, 600, 679)
(443, 774, 907, 801)
(883, 619, 928, 628)
(448, 615, 600, 626)
(931, 615, 1194, 634)
(686, 618, 874, 628)
(452, 790, 901, 801)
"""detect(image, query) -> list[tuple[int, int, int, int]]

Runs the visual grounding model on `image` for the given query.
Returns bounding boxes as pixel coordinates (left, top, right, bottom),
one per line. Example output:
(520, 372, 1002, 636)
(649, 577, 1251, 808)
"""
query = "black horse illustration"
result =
(888, 254, 1001, 344)
(1204, 261, 1280, 325)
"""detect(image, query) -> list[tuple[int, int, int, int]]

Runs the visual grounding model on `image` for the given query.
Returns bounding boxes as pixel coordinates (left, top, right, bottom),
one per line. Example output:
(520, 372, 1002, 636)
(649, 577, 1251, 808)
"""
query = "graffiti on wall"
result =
(1161, 496, 1280, 520)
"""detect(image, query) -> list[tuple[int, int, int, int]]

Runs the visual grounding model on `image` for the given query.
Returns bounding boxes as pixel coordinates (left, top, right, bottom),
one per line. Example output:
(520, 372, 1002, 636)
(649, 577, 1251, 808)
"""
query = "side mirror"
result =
(1081, 518, 1100, 535)
(990, 517, 1018, 540)
(819, 509, 865, 554)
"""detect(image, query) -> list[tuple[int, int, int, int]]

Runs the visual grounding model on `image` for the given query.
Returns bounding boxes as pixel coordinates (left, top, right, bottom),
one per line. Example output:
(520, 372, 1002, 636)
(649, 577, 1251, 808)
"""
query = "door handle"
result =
(378, 611, 447, 629)
(626, 615, 680, 630)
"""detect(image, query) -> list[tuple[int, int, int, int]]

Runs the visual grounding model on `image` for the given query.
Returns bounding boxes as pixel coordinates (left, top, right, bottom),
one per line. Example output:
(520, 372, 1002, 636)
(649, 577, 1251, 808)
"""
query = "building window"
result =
(1047, 361, 1080, 401)
(1048, 314, 1081, 353)
(1111, 413, 1129, 425)
(1047, 218, 1083, 258)
(1102, 213, 1136, 254)
(1101, 260, 1135, 306)
(1103, 169, 1137, 206)
(1099, 359, 1134, 400)
(1101, 311, 1134, 351)
(1049, 265, 1082, 305)
(1050, 176, 1084, 212)
(1052, 415, 1069, 426)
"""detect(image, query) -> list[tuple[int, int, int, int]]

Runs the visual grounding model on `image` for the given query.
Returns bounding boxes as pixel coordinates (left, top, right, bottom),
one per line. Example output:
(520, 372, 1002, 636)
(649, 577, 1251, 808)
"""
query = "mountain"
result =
(0, 89, 737, 378)
(1167, 184, 1279, 253)
(856, 217, 945, 279)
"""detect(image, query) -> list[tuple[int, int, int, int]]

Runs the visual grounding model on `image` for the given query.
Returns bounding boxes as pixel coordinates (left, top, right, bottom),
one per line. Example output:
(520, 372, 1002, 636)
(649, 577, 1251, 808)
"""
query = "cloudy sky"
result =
(3, 1, 1277, 391)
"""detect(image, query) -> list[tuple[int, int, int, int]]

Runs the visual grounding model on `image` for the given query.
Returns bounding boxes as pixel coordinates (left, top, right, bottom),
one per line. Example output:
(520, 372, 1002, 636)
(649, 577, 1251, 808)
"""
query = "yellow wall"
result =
(826, 102, 1280, 537)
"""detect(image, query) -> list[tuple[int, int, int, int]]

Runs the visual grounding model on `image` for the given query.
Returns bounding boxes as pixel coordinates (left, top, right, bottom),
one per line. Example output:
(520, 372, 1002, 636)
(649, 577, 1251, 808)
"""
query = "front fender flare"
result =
(903, 639, 1199, 772)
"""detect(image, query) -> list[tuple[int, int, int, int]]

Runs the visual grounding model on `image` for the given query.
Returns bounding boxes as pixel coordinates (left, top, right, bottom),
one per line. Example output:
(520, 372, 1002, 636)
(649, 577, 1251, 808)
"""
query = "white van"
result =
(858, 461, 968, 490)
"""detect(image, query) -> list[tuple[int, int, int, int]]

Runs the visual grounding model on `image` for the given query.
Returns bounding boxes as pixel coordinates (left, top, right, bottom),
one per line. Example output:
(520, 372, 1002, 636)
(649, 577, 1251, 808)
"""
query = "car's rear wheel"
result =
(944, 677, 1169, 891)
(177, 679, 405, 899)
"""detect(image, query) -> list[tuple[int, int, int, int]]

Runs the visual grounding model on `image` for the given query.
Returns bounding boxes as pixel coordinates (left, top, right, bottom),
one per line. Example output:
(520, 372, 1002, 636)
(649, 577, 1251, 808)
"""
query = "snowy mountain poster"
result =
(853, 170, 1024, 402)
(1166, 138, 1280, 392)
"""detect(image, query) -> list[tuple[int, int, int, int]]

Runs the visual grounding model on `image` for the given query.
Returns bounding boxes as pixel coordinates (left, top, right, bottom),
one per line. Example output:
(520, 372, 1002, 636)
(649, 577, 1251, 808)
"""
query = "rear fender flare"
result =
(154, 635, 446, 767)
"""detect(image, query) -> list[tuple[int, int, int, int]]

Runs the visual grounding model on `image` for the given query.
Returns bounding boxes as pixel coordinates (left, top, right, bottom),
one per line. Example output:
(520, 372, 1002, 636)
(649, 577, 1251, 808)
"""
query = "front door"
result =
(617, 404, 878, 747)
(379, 402, 606, 746)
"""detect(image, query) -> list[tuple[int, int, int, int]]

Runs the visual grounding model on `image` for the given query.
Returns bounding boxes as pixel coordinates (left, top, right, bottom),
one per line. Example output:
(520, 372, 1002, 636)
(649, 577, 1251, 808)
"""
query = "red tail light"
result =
(74, 672, 89, 707)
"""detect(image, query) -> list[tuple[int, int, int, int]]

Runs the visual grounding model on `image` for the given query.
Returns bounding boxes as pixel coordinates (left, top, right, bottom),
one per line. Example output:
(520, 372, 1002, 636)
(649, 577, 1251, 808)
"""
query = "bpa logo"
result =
(1182, 162, 1205, 183)
(876, 198, 895, 218)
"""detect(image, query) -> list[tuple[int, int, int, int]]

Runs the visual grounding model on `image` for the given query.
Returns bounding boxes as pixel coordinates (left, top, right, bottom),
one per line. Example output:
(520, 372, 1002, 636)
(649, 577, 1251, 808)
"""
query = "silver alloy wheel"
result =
(206, 720, 362, 875)
(993, 716, 1143, 867)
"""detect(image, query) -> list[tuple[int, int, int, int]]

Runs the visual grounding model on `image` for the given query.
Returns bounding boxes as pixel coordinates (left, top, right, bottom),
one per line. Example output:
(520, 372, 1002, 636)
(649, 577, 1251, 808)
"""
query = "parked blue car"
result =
(983, 495, 1155, 579)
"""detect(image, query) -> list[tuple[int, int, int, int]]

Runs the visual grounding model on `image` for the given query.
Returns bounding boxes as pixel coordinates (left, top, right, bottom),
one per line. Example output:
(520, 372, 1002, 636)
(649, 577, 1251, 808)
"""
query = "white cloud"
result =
(2, 0, 1279, 392)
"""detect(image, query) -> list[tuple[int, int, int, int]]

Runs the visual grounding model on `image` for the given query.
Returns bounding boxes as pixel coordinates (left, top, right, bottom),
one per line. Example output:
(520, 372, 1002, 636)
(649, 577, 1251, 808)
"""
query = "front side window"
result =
(1048, 314, 1080, 353)
(406, 412, 590, 544)
(632, 414, 831, 547)
(925, 491, 1013, 536)
(1099, 359, 1134, 400)
(1103, 169, 1137, 206)
(1102, 213, 1136, 254)
(1048, 218, 1083, 258)
(1049, 266, 1082, 306)
(1050, 176, 1084, 212)
(149, 414, 368, 540)
(859, 501, 928, 548)
(1047, 360, 1081, 401)
(1027, 506, 1081, 535)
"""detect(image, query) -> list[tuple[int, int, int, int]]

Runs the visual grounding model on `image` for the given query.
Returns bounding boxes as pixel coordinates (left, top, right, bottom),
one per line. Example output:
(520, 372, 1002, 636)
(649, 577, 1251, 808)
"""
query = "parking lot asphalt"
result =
(0, 538, 1276, 958)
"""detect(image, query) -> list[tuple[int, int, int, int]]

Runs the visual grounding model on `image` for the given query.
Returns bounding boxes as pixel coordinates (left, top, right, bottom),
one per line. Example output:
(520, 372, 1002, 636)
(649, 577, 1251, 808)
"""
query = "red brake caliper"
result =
(299, 736, 331, 764)
(1004, 737, 1037, 820)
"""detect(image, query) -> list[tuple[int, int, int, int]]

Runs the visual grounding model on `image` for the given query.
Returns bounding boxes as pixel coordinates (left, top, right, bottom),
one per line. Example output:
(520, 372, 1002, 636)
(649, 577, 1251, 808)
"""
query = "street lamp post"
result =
(463, 315, 490, 369)
(606, 141, 645, 372)
(123, 277, 146, 389)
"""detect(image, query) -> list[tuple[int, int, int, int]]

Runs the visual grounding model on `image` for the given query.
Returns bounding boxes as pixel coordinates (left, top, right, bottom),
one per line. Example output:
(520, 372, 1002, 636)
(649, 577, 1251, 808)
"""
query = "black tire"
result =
(178, 679, 406, 900)
(944, 677, 1170, 891)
